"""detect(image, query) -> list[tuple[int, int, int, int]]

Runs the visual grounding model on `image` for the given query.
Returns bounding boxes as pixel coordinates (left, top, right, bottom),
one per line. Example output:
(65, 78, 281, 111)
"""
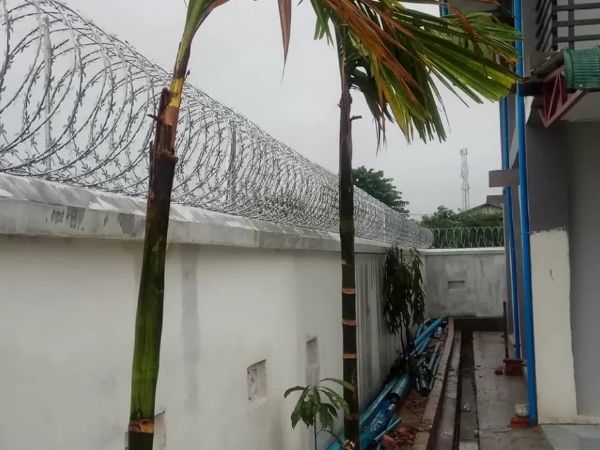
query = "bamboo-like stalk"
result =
(127, 45, 190, 450)
(337, 35, 359, 449)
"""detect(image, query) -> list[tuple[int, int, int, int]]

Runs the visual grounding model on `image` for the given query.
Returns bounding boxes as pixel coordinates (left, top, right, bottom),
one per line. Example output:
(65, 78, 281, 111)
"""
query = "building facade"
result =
(448, 0, 600, 424)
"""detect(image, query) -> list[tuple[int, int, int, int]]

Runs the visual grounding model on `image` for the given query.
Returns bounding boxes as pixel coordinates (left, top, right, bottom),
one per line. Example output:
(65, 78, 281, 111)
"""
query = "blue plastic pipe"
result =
(416, 323, 424, 338)
(359, 378, 398, 427)
(327, 375, 410, 450)
(439, 2, 449, 16)
(513, 0, 538, 424)
(358, 375, 411, 449)
(413, 318, 443, 349)
(410, 336, 430, 358)
(375, 417, 402, 442)
(500, 98, 522, 360)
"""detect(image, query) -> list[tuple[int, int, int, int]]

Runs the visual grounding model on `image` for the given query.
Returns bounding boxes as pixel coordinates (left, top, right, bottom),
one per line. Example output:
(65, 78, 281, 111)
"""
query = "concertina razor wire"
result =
(0, 0, 432, 247)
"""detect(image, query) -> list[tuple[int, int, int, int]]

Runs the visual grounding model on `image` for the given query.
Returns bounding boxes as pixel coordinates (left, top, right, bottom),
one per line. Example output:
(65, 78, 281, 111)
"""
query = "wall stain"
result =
(181, 247, 201, 411)
(117, 213, 137, 237)
(65, 206, 85, 229)
(51, 208, 65, 224)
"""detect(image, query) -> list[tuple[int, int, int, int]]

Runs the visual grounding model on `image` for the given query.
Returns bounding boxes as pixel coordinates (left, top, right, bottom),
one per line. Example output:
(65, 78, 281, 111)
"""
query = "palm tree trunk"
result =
(127, 45, 190, 450)
(337, 48, 359, 448)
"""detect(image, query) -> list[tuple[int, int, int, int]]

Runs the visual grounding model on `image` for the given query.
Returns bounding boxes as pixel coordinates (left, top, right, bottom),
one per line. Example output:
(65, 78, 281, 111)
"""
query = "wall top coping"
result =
(0, 173, 394, 253)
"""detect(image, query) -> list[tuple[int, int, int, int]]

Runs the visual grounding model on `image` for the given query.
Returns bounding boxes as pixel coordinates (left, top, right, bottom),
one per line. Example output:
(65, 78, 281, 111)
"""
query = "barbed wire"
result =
(428, 226, 504, 249)
(0, 0, 432, 247)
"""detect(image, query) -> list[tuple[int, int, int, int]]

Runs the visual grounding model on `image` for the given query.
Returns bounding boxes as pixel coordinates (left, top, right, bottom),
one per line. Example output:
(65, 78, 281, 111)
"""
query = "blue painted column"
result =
(500, 98, 522, 360)
(513, 0, 538, 424)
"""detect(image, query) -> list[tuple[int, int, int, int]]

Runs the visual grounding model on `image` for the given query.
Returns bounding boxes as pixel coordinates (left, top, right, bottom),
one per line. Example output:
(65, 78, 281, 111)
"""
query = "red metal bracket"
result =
(537, 67, 586, 128)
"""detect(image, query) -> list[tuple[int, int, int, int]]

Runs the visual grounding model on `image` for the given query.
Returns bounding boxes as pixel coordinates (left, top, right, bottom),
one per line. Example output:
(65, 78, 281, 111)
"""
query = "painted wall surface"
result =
(356, 254, 401, 408)
(530, 231, 578, 422)
(422, 248, 506, 318)
(525, 124, 578, 423)
(567, 122, 600, 417)
(0, 236, 401, 450)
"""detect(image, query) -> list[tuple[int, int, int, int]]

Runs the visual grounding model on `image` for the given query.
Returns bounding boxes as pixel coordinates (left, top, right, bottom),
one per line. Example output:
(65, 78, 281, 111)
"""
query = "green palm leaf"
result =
(311, 2, 519, 143)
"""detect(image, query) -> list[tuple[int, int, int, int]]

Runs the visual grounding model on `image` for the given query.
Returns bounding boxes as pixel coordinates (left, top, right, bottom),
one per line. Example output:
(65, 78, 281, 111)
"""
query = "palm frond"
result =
(278, 0, 292, 61)
(180, 0, 291, 66)
(312, 0, 519, 143)
(176, 0, 231, 69)
(380, 7, 518, 141)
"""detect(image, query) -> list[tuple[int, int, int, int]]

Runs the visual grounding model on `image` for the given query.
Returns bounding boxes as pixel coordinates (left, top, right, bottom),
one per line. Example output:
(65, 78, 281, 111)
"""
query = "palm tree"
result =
(126, 1, 291, 448)
(128, 1, 505, 449)
(312, 5, 518, 448)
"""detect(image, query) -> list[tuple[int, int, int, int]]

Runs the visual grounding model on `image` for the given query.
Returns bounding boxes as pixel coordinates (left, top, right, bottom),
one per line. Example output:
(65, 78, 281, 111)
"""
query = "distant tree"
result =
(421, 205, 504, 248)
(460, 211, 503, 228)
(421, 205, 502, 229)
(353, 166, 409, 214)
(420, 206, 461, 228)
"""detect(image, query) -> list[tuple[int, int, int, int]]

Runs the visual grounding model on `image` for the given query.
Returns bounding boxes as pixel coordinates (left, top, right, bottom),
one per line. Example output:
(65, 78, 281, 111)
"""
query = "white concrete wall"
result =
(529, 230, 578, 423)
(422, 248, 506, 318)
(356, 254, 401, 408)
(0, 237, 340, 450)
(0, 174, 417, 450)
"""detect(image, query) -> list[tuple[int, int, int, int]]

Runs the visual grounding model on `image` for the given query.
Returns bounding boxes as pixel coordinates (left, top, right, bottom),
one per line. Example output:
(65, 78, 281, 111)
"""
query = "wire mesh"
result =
(429, 226, 504, 249)
(0, 0, 432, 247)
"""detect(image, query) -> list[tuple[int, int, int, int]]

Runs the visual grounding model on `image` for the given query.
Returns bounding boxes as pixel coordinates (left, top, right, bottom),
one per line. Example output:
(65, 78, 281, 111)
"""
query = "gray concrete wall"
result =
(526, 126, 569, 233)
(422, 248, 506, 318)
(566, 122, 600, 416)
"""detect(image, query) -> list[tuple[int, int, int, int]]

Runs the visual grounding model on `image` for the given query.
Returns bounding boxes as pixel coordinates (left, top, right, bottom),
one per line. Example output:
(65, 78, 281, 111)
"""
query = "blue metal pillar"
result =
(513, 0, 538, 424)
(500, 98, 522, 360)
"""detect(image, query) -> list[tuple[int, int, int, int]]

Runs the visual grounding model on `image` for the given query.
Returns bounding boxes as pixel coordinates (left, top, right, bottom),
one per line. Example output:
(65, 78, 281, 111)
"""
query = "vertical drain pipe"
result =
(500, 98, 522, 360)
(513, 0, 538, 424)
(439, 2, 449, 17)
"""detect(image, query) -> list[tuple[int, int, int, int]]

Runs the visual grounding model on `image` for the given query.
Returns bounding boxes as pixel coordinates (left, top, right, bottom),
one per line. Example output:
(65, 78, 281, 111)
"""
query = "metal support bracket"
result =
(537, 67, 586, 127)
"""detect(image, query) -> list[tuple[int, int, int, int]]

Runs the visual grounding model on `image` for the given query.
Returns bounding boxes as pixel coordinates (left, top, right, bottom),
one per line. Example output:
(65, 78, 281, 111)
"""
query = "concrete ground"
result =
(472, 332, 553, 450)
(543, 424, 600, 449)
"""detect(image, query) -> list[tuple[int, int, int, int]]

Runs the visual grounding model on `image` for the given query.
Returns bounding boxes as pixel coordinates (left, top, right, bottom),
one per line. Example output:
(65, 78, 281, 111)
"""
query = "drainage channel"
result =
(457, 330, 479, 450)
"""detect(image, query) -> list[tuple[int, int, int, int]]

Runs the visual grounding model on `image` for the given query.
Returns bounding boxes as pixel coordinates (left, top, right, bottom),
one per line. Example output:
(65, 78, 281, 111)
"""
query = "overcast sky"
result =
(64, 0, 502, 217)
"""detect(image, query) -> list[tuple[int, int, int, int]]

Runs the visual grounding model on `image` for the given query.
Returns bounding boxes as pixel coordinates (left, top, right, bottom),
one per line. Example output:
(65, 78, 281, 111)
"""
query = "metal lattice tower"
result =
(460, 148, 471, 211)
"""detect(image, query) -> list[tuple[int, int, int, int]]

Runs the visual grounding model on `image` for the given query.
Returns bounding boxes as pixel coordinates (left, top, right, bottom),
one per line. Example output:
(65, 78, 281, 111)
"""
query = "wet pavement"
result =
(543, 424, 600, 450)
(472, 332, 553, 450)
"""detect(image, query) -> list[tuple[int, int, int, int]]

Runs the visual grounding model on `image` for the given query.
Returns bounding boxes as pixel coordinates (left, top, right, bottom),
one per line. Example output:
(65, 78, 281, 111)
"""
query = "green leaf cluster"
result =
(353, 166, 409, 214)
(313, 2, 519, 144)
(383, 247, 425, 336)
(421, 205, 503, 228)
(284, 378, 354, 436)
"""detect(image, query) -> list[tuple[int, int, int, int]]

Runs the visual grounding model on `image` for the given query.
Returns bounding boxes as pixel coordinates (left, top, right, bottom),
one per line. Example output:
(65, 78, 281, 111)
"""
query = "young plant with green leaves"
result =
(312, 7, 519, 445)
(409, 248, 425, 326)
(284, 379, 354, 450)
(383, 247, 424, 357)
